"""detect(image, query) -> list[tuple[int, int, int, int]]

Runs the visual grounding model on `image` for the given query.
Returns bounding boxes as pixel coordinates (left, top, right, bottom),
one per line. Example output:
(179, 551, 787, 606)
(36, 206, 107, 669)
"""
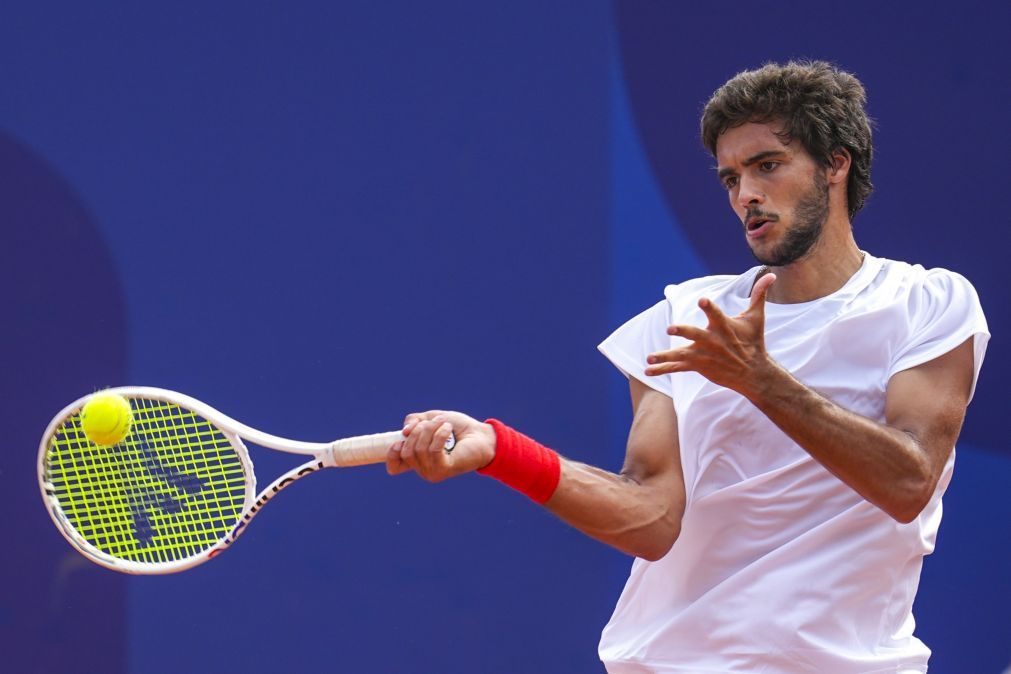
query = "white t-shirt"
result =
(597, 254, 989, 674)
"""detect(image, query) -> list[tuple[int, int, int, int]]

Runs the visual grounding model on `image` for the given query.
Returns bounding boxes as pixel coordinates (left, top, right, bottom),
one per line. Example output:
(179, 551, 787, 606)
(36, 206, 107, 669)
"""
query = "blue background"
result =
(2, 2, 1007, 672)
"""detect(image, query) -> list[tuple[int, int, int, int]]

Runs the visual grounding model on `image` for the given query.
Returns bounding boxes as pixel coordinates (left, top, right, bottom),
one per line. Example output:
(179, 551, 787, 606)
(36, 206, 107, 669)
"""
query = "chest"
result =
(670, 304, 907, 500)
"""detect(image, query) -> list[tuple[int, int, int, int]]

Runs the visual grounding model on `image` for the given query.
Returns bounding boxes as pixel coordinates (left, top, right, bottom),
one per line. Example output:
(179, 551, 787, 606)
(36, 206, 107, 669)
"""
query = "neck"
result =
(763, 220, 864, 304)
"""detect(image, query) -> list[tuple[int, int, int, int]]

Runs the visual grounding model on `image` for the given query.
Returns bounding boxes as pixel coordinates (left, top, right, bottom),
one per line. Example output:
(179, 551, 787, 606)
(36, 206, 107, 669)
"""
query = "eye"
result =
(759, 161, 779, 172)
(722, 175, 738, 190)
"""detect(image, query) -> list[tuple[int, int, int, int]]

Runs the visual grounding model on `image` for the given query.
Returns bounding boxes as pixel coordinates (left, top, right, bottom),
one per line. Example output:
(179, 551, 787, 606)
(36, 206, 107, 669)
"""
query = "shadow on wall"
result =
(0, 130, 128, 673)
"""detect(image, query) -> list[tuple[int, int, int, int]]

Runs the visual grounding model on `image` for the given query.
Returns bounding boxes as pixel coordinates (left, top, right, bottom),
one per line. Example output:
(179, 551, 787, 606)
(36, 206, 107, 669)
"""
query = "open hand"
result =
(645, 273, 779, 398)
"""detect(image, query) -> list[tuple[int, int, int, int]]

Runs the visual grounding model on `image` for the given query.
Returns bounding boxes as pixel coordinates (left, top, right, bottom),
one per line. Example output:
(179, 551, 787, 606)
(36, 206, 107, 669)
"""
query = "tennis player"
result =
(387, 61, 989, 673)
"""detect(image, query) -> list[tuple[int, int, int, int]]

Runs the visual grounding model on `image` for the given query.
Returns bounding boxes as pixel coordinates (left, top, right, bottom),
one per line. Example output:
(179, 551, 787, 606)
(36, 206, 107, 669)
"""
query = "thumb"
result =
(748, 272, 776, 312)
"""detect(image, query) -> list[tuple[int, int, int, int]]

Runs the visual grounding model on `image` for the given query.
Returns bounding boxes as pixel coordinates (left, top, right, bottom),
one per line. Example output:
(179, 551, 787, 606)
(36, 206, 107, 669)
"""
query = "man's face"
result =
(715, 122, 830, 267)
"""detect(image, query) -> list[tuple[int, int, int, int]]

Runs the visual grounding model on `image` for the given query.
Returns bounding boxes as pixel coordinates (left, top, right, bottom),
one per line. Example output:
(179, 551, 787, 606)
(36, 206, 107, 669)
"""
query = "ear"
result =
(827, 147, 851, 185)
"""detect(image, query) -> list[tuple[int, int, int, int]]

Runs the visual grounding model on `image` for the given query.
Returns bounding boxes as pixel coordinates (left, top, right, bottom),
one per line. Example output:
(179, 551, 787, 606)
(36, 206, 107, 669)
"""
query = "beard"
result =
(749, 169, 829, 267)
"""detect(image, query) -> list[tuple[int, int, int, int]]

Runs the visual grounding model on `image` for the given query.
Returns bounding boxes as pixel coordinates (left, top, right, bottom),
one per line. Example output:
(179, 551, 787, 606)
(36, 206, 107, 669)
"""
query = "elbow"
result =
(637, 543, 674, 563)
(633, 495, 685, 561)
(887, 477, 937, 524)
(607, 479, 685, 561)
(890, 504, 923, 525)
(630, 521, 682, 562)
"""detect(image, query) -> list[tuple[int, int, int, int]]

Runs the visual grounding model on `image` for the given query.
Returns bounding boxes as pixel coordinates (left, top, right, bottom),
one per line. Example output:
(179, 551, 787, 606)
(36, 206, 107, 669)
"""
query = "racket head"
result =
(38, 387, 256, 574)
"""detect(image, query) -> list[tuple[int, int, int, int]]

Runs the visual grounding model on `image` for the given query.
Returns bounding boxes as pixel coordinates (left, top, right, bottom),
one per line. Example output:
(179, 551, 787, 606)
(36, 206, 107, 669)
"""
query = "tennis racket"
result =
(38, 386, 453, 575)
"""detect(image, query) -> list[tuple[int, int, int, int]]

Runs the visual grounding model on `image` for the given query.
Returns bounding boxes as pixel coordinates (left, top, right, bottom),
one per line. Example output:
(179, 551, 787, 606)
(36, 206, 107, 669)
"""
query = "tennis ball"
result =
(81, 392, 133, 446)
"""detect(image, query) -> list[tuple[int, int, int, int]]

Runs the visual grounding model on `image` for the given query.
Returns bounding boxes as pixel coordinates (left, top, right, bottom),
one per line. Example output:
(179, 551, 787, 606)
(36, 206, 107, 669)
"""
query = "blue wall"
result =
(3, 2, 1007, 672)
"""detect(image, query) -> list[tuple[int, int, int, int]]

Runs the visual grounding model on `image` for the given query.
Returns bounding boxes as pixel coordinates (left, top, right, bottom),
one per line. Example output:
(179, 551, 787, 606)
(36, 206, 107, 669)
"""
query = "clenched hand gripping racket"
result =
(38, 386, 453, 574)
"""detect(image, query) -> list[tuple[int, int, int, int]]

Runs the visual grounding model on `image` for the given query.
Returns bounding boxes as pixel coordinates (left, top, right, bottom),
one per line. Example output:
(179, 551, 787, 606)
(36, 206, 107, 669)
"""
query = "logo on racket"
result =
(125, 443, 207, 547)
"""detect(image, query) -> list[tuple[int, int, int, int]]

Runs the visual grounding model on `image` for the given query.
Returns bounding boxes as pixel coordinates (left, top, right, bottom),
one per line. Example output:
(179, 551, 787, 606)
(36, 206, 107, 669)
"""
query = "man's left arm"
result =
(739, 338, 973, 523)
(645, 273, 977, 523)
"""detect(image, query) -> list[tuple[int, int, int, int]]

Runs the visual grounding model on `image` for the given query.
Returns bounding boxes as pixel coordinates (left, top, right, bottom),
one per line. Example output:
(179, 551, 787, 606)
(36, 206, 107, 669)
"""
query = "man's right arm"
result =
(389, 378, 686, 561)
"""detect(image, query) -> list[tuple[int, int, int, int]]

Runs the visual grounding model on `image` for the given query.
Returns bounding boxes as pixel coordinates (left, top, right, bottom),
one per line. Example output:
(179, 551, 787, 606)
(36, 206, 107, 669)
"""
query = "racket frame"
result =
(38, 386, 404, 575)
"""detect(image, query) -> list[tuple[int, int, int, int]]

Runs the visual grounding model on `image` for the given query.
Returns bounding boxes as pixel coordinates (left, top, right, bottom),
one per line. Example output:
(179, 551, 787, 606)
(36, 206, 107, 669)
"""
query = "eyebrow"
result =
(716, 150, 788, 180)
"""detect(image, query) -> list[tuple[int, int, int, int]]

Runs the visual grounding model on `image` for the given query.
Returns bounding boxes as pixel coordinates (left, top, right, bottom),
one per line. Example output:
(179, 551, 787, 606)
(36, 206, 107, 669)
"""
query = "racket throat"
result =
(212, 458, 329, 558)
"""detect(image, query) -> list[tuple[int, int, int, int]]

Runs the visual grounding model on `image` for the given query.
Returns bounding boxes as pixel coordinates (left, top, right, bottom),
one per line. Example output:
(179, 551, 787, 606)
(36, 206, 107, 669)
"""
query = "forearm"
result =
(646, 277, 975, 524)
(544, 458, 682, 561)
(478, 401, 684, 561)
(744, 362, 934, 522)
(393, 387, 686, 560)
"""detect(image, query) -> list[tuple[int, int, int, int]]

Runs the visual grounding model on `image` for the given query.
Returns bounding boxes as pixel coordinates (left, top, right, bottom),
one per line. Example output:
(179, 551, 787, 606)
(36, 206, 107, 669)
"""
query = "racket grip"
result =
(329, 431, 403, 466)
(328, 430, 458, 467)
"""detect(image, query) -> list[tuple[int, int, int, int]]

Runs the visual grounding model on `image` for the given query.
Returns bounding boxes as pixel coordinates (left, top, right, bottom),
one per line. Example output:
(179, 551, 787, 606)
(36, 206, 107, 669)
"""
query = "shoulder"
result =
(663, 269, 758, 307)
(868, 255, 990, 396)
(872, 255, 974, 287)
(868, 256, 983, 319)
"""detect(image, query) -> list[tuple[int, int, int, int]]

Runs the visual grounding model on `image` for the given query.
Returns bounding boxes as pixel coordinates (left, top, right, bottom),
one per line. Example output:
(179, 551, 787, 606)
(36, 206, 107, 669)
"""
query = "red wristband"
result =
(478, 419, 561, 504)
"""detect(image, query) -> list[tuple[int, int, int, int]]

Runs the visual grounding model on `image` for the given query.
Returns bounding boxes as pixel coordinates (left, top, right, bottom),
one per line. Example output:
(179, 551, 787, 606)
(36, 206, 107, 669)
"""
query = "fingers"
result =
(645, 360, 689, 376)
(645, 280, 775, 385)
(645, 347, 691, 376)
(748, 273, 777, 312)
(430, 421, 455, 457)
(402, 416, 437, 465)
(648, 322, 707, 375)
(402, 410, 447, 437)
(666, 324, 706, 341)
(416, 420, 453, 474)
(386, 442, 411, 475)
(698, 296, 729, 329)
(395, 415, 455, 481)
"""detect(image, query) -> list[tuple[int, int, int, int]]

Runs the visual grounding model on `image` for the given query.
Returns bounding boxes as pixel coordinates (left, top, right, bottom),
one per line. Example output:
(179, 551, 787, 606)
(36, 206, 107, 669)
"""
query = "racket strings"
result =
(43, 398, 249, 565)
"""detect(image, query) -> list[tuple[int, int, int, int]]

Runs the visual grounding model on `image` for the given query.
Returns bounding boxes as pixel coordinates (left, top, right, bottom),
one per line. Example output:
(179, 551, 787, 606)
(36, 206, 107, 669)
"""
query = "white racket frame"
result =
(38, 386, 421, 575)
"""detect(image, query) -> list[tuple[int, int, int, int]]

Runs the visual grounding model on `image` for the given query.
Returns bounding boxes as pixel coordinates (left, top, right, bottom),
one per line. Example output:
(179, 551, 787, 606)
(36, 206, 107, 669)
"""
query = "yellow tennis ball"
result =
(81, 392, 133, 446)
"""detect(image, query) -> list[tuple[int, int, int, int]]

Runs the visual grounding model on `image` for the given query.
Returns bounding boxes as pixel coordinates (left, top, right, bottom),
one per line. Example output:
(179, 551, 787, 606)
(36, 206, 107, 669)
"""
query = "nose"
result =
(736, 175, 765, 209)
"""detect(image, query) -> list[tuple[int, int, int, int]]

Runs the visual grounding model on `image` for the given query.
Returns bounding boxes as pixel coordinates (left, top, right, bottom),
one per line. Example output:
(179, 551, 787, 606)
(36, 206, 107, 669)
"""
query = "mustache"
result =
(745, 208, 779, 223)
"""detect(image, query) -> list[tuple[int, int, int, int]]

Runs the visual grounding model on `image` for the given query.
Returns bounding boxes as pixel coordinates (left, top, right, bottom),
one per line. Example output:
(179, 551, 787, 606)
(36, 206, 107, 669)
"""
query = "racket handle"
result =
(328, 430, 457, 467)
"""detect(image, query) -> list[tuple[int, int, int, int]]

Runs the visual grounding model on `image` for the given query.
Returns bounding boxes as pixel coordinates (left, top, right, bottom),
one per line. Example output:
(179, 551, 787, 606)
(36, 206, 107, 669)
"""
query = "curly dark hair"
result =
(701, 60, 874, 219)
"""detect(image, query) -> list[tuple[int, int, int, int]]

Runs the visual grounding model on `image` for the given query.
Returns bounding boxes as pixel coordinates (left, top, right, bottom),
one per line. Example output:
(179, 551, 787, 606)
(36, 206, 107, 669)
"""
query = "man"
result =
(386, 61, 989, 673)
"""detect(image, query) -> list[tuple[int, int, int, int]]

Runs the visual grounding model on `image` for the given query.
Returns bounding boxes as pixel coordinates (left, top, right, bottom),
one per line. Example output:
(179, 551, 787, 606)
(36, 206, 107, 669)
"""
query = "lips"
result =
(745, 216, 774, 238)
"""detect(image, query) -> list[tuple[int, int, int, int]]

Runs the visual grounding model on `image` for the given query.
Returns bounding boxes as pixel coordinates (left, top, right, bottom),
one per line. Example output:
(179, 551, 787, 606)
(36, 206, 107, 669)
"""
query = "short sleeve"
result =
(598, 297, 675, 396)
(888, 269, 990, 401)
